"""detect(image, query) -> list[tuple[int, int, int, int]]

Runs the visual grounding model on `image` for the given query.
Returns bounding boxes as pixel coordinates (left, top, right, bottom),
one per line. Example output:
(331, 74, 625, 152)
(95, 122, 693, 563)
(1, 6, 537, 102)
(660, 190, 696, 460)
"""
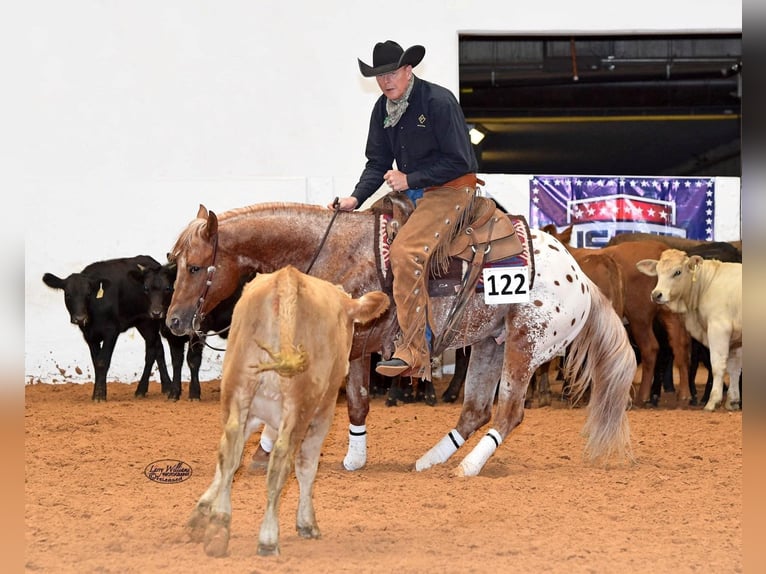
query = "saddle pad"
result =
(375, 214, 535, 297)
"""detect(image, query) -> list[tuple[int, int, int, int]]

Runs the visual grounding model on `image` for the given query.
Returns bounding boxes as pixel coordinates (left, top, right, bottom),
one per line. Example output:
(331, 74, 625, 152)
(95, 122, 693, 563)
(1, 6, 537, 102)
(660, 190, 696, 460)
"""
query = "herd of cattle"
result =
(40, 223, 743, 556)
(42, 226, 743, 411)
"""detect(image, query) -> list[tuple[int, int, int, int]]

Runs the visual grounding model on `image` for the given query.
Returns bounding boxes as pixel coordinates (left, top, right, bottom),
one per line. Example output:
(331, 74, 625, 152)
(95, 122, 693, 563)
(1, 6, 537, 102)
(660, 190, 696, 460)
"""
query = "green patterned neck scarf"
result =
(383, 75, 415, 129)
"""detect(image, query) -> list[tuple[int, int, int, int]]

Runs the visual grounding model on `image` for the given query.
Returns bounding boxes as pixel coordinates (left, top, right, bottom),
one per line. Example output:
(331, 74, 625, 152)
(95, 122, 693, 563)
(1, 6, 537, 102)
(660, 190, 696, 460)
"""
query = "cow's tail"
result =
(251, 268, 308, 377)
(564, 280, 635, 464)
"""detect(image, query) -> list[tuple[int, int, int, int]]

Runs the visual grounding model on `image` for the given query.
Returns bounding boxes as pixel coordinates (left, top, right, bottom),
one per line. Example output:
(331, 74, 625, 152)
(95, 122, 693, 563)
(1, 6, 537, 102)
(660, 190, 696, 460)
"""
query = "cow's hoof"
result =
(726, 401, 741, 411)
(203, 514, 231, 558)
(297, 524, 321, 539)
(689, 397, 699, 406)
(257, 542, 279, 556)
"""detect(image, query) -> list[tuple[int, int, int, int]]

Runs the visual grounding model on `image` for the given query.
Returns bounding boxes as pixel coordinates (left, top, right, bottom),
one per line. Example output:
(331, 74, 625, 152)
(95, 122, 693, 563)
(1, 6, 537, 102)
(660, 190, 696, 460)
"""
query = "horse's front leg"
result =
(343, 355, 371, 470)
(415, 338, 504, 471)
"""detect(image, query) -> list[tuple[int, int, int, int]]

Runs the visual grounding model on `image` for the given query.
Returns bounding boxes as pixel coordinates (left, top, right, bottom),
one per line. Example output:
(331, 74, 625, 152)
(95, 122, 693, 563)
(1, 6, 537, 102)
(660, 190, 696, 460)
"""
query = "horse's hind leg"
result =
(456, 345, 535, 477)
(415, 338, 503, 471)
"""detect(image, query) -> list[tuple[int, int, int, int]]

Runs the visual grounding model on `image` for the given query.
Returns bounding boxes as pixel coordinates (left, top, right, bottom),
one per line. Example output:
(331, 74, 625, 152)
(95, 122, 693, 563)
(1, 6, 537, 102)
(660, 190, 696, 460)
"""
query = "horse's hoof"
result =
(689, 397, 699, 406)
(385, 398, 398, 407)
(247, 447, 271, 473)
(442, 393, 458, 403)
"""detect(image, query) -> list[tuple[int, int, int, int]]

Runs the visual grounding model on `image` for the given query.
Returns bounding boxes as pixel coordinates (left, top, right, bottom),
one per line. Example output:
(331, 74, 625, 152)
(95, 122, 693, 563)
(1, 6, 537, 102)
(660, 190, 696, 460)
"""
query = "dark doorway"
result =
(459, 34, 742, 176)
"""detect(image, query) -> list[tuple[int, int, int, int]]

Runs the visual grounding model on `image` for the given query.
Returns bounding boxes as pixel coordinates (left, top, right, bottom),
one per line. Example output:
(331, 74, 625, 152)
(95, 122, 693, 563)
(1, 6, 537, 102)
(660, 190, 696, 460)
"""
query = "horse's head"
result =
(166, 205, 243, 336)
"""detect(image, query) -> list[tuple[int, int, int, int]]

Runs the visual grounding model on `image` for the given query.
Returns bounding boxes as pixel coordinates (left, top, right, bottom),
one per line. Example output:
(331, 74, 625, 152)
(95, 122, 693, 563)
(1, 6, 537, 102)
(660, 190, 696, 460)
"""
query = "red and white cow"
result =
(186, 265, 389, 557)
(636, 249, 742, 412)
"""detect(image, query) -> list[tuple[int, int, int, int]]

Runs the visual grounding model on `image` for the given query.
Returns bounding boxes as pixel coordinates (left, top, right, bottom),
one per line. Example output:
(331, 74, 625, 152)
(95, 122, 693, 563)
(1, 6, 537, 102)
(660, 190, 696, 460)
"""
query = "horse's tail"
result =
(564, 280, 635, 464)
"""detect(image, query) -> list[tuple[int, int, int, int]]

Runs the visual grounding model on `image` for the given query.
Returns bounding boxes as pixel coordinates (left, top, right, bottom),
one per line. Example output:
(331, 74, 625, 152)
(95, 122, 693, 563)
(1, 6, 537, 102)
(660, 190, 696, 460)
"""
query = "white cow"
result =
(636, 249, 742, 412)
(186, 265, 389, 557)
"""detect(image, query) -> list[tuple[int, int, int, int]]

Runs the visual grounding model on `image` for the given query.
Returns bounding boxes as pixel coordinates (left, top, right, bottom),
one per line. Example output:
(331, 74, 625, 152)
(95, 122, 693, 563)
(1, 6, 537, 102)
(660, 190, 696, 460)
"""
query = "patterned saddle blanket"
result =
(374, 212, 535, 298)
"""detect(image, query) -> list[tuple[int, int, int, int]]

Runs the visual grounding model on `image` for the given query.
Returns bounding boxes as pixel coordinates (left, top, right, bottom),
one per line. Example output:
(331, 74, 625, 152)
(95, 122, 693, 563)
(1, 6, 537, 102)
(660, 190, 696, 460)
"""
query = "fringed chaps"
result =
(389, 176, 477, 380)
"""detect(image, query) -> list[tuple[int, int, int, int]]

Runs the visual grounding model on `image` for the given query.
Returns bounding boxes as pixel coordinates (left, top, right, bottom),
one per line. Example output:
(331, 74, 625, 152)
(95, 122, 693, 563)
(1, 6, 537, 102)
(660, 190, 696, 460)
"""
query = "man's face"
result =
(376, 65, 412, 100)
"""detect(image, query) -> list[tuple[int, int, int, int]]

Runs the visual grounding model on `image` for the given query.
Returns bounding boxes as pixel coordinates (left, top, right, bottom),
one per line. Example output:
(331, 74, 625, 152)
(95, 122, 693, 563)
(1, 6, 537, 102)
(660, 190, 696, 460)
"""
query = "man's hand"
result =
(384, 169, 409, 192)
(331, 197, 358, 211)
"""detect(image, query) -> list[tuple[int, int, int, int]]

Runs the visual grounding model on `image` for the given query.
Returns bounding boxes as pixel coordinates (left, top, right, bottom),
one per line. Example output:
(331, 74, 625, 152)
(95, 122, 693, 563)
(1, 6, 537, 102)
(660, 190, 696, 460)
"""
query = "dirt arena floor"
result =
(25, 374, 742, 574)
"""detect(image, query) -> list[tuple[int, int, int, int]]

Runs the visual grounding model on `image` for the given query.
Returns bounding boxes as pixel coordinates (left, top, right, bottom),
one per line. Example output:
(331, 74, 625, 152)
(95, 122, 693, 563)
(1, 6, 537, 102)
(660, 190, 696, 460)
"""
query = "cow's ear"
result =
(42, 273, 65, 290)
(635, 259, 658, 277)
(165, 261, 178, 274)
(127, 268, 144, 283)
(688, 255, 704, 271)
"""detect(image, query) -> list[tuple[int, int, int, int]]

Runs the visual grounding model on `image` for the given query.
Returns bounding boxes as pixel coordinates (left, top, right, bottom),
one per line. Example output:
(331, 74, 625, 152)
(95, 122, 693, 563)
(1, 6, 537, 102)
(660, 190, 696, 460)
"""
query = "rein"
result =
(306, 197, 340, 274)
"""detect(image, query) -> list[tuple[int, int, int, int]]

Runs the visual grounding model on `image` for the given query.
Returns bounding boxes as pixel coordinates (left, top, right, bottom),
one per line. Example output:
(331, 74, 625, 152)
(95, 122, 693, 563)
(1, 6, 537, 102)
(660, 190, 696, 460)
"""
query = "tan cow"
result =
(187, 265, 390, 557)
(636, 249, 742, 412)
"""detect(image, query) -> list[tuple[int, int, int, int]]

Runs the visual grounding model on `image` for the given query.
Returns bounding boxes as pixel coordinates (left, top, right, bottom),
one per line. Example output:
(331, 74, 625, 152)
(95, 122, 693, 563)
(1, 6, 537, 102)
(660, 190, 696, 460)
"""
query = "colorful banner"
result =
(529, 176, 714, 247)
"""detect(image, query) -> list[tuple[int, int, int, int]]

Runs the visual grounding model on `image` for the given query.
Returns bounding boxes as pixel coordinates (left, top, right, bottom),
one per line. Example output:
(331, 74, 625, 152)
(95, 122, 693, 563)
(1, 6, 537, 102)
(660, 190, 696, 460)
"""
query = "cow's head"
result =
(636, 249, 703, 305)
(42, 272, 109, 327)
(130, 262, 177, 320)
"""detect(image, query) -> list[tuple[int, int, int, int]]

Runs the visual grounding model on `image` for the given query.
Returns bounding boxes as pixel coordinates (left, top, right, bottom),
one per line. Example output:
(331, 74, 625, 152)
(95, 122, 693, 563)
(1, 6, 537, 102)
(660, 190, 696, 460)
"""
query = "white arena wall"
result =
(17, 1, 742, 386)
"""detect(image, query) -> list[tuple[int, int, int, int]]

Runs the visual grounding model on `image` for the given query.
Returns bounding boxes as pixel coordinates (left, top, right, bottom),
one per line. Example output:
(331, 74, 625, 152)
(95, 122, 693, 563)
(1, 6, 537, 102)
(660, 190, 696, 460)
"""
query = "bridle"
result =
(189, 198, 343, 353)
(189, 231, 230, 351)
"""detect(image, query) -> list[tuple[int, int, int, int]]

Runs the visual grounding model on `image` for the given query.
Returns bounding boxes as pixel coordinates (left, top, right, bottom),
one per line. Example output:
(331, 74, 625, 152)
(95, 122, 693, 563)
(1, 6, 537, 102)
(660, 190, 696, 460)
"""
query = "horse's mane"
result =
(217, 202, 327, 222)
(168, 202, 332, 261)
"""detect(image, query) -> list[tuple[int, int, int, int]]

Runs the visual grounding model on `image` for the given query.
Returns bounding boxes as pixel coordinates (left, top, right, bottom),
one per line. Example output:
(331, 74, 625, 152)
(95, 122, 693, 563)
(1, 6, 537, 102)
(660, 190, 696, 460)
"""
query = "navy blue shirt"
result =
(352, 76, 478, 206)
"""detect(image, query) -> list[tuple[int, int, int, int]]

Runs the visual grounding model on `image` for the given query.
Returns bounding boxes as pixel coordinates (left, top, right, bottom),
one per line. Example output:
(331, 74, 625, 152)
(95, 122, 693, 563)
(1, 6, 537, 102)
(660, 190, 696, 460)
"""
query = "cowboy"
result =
(332, 40, 479, 380)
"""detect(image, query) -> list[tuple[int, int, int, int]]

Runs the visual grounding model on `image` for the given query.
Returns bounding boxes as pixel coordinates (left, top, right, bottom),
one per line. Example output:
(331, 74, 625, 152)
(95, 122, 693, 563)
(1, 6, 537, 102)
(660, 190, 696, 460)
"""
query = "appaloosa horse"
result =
(166, 202, 635, 476)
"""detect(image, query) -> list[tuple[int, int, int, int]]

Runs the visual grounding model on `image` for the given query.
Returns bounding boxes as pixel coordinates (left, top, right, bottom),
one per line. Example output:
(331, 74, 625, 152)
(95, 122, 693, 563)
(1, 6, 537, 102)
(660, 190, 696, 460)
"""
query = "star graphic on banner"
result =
(647, 208, 656, 218)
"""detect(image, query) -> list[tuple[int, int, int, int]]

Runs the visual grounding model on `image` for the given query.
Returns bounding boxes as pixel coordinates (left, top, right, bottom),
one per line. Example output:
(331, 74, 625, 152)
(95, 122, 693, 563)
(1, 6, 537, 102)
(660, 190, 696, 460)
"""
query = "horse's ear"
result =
(196, 204, 208, 219)
(560, 225, 573, 244)
(206, 210, 218, 238)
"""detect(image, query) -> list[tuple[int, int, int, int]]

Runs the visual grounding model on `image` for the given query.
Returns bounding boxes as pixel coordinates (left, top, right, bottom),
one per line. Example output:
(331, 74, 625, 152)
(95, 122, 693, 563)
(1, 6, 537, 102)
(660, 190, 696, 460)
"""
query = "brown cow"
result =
(186, 265, 389, 557)
(543, 225, 691, 407)
(607, 231, 742, 254)
(637, 249, 742, 412)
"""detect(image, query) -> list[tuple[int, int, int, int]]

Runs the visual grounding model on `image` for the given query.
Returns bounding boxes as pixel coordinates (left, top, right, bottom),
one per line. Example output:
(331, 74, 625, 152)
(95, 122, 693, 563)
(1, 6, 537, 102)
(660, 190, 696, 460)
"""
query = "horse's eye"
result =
(165, 286, 174, 293)
(189, 265, 201, 274)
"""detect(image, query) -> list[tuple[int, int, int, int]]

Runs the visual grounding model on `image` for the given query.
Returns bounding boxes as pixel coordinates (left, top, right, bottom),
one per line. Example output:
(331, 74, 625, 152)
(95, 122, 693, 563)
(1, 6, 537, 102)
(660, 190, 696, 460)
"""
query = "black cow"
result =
(134, 262, 249, 401)
(42, 255, 172, 402)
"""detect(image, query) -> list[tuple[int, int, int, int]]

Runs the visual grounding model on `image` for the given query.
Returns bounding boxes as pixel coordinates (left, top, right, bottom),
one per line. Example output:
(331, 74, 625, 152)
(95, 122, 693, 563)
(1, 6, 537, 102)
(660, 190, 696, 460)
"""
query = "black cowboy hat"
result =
(358, 40, 425, 77)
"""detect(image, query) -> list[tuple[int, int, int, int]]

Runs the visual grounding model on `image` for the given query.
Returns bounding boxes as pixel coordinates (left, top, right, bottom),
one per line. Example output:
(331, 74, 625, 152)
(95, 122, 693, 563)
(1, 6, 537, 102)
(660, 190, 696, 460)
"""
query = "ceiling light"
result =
(468, 125, 486, 145)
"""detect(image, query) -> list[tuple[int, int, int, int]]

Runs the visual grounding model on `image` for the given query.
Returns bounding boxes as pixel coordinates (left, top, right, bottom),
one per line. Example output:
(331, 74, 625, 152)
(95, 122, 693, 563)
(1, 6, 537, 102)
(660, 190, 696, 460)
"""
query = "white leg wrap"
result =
(259, 432, 274, 454)
(415, 429, 465, 472)
(259, 424, 278, 453)
(458, 428, 502, 477)
(343, 424, 367, 471)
